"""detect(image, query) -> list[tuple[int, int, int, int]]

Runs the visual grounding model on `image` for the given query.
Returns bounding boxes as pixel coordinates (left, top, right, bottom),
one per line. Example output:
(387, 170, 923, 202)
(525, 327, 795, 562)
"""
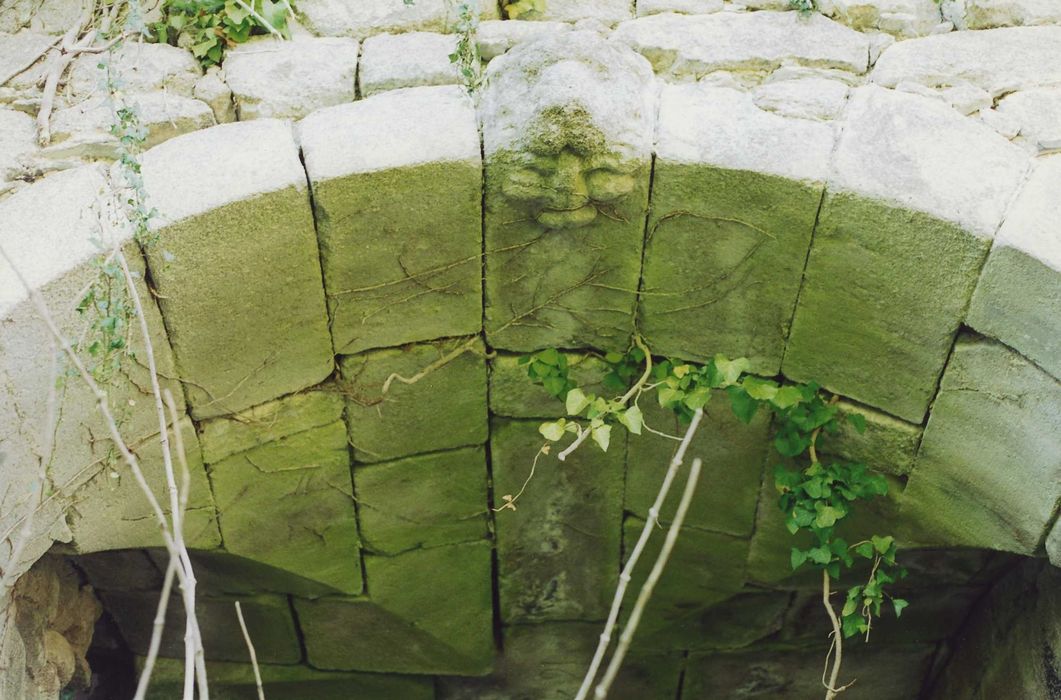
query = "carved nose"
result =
(549, 151, 589, 206)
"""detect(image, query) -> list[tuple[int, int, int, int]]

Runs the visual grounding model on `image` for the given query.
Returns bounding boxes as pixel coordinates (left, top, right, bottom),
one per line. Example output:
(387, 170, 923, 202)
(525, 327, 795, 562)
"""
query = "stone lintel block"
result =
(295, 541, 494, 675)
(355, 446, 488, 555)
(491, 419, 624, 623)
(625, 395, 769, 538)
(900, 335, 1061, 555)
(68, 417, 221, 554)
(612, 12, 870, 80)
(208, 421, 362, 595)
(339, 338, 488, 462)
(488, 352, 607, 419)
(141, 120, 334, 419)
(818, 400, 923, 477)
(103, 590, 301, 664)
(199, 387, 345, 464)
(644, 84, 832, 374)
(295, 0, 499, 39)
(298, 86, 482, 354)
(967, 154, 1061, 379)
(621, 517, 751, 652)
(359, 32, 461, 97)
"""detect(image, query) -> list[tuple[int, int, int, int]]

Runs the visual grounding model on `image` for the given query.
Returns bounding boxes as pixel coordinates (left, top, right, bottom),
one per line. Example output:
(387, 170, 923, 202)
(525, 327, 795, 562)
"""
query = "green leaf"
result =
(855, 542, 875, 559)
(539, 420, 566, 442)
(892, 598, 909, 618)
(771, 385, 804, 409)
(711, 355, 749, 387)
(618, 405, 643, 435)
(871, 535, 894, 555)
(847, 412, 867, 434)
(742, 376, 778, 401)
(727, 386, 759, 424)
(808, 546, 832, 565)
(683, 386, 711, 411)
(542, 375, 567, 398)
(657, 386, 682, 408)
(538, 348, 561, 366)
(790, 548, 807, 570)
(591, 424, 611, 452)
(773, 428, 807, 458)
(814, 505, 842, 529)
(565, 388, 591, 416)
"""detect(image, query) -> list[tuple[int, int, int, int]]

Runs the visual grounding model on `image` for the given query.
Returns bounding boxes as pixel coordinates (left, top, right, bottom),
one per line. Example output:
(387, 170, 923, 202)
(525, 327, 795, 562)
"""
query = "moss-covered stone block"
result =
(621, 517, 750, 652)
(295, 541, 494, 675)
(492, 419, 625, 623)
(339, 339, 488, 462)
(900, 335, 1061, 555)
(355, 446, 489, 555)
(818, 400, 923, 477)
(488, 352, 607, 419)
(102, 591, 300, 664)
(141, 120, 334, 419)
(298, 87, 482, 354)
(146, 548, 342, 598)
(67, 418, 221, 553)
(208, 420, 362, 594)
(199, 388, 345, 463)
(784, 193, 992, 422)
(625, 395, 769, 538)
(75, 550, 162, 592)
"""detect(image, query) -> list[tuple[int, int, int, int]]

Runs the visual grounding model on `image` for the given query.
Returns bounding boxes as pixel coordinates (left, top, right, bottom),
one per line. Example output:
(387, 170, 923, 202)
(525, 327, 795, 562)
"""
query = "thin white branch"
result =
(235, 601, 266, 700)
(557, 425, 590, 462)
(233, 0, 284, 39)
(133, 554, 178, 700)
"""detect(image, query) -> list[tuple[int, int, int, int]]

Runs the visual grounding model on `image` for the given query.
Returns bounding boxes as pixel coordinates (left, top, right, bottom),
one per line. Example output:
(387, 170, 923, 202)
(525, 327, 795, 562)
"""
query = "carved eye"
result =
(501, 168, 550, 201)
(586, 170, 637, 202)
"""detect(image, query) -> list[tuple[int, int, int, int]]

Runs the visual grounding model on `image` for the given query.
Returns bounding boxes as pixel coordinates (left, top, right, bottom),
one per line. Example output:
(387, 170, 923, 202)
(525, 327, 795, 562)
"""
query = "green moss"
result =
(488, 352, 607, 418)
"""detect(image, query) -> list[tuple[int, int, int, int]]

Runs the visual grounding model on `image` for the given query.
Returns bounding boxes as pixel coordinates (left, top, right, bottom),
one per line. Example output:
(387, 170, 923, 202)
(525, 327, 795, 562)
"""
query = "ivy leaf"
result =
(814, 505, 842, 528)
(742, 376, 778, 401)
(855, 541, 875, 559)
(774, 428, 808, 458)
(565, 388, 591, 416)
(892, 598, 909, 618)
(727, 386, 759, 424)
(710, 355, 749, 388)
(847, 412, 867, 434)
(683, 387, 711, 411)
(790, 548, 807, 570)
(543, 376, 567, 398)
(618, 405, 643, 435)
(591, 424, 611, 452)
(771, 385, 804, 409)
(539, 420, 566, 442)
(808, 546, 832, 565)
(871, 535, 894, 555)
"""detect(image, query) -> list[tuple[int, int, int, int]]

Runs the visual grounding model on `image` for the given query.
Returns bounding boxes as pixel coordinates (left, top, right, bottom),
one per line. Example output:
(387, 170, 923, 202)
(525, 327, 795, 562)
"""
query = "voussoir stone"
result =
(296, 0, 498, 38)
(967, 154, 1061, 378)
(359, 32, 460, 97)
(818, 0, 943, 37)
(900, 335, 1061, 554)
(784, 86, 1028, 421)
(752, 76, 850, 121)
(995, 88, 1061, 152)
(224, 37, 359, 120)
(612, 11, 871, 80)
(476, 19, 571, 60)
(140, 120, 333, 419)
(299, 86, 482, 353)
(872, 25, 1061, 97)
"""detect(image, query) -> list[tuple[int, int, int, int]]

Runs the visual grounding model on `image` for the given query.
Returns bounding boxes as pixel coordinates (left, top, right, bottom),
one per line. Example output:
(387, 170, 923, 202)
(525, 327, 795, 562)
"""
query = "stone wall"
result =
(1, 2, 1059, 697)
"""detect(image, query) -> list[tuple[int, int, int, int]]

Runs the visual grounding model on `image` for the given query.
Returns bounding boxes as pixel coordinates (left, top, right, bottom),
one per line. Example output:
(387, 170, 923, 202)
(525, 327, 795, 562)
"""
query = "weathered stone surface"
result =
(69, 43, 200, 101)
(996, 88, 1061, 152)
(194, 66, 236, 124)
(625, 394, 769, 537)
(530, 0, 633, 23)
(299, 86, 482, 354)
(753, 76, 850, 121)
(818, 400, 923, 477)
(296, 0, 498, 38)
(75, 550, 162, 592)
(943, 0, 1061, 29)
(872, 26, 1061, 97)
(200, 388, 344, 463)
(643, 84, 831, 372)
(437, 623, 683, 699)
(481, 33, 654, 351)
(103, 590, 301, 663)
(488, 352, 606, 418)
(492, 419, 624, 622)
(818, 0, 943, 37)
(225, 37, 359, 120)
(612, 12, 870, 80)
(476, 19, 570, 60)
(68, 417, 221, 553)
(0, 30, 53, 88)
(355, 446, 488, 555)
(141, 120, 333, 419)
(0, 108, 34, 181)
(0, 0, 81, 34)
(360, 32, 460, 96)
(296, 541, 493, 675)
(784, 86, 1027, 422)
(1049, 518, 1061, 567)
(967, 155, 1061, 378)
(901, 336, 1061, 555)
(208, 420, 362, 594)
(339, 339, 488, 462)
(636, 0, 723, 16)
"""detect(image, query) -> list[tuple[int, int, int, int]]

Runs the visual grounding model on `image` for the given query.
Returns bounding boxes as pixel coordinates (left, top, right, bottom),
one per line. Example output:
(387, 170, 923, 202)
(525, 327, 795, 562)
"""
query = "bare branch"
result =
(235, 601, 266, 700)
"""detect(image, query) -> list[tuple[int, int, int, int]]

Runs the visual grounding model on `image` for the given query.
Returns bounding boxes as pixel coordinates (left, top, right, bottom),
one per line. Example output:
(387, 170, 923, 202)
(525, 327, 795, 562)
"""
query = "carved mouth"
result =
(536, 204, 598, 230)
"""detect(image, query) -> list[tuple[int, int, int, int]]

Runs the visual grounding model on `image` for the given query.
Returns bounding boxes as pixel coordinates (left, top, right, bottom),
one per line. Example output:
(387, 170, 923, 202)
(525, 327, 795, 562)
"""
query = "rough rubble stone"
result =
(625, 394, 769, 537)
(818, 0, 943, 37)
(967, 155, 1061, 378)
(355, 446, 488, 555)
(636, 0, 723, 16)
(612, 12, 871, 80)
(339, 338, 488, 462)
(0, 30, 53, 87)
(69, 43, 200, 102)
(0, 0, 82, 34)
(943, 0, 1061, 29)
(996, 88, 1061, 152)
(193, 66, 236, 124)
(208, 420, 363, 594)
(643, 84, 831, 373)
(359, 32, 460, 96)
(481, 33, 655, 352)
(784, 86, 1027, 422)
(295, 541, 494, 675)
(224, 37, 359, 120)
(299, 86, 482, 354)
(752, 76, 850, 120)
(901, 336, 1061, 555)
(476, 19, 571, 60)
(871, 26, 1061, 97)
(488, 352, 607, 418)
(529, 0, 633, 23)
(140, 120, 333, 419)
(0, 108, 34, 181)
(491, 419, 624, 623)
(296, 0, 498, 38)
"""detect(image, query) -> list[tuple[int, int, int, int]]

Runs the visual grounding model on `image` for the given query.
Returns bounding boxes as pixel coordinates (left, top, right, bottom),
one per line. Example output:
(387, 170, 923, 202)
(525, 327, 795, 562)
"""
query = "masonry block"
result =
(339, 338, 488, 462)
(298, 86, 482, 354)
(208, 420, 362, 594)
(900, 335, 1061, 555)
(488, 352, 607, 419)
(355, 446, 488, 555)
(491, 419, 625, 623)
(295, 541, 494, 675)
(140, 120, 334, 419)
(642, 84, 832, 373)
(819, 400, 923, 478)
(359, 32, 460, 97)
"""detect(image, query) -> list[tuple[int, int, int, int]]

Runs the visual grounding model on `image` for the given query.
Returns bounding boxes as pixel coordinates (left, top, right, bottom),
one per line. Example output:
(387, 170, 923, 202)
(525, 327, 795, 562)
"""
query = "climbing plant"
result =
(519, 340, 908, 698)
(152, 0, 293, 66)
